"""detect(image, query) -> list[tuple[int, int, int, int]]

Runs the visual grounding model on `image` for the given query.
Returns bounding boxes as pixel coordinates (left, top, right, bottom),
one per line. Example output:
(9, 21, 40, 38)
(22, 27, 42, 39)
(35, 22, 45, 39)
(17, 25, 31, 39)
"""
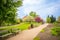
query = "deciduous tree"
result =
(0, 0, 22, 26)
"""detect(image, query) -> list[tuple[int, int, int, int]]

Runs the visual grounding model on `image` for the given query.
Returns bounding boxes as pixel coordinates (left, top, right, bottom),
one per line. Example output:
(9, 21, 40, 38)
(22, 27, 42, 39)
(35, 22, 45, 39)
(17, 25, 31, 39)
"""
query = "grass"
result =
(32, 22, 41, 27)
(34, 37, 40, 40)
(18, 22, 30, 31)
(51, 27, 60, 36)
(0, 22, 41, 31)
(0, 22, 30, 31)
(40, 29, 45, 33)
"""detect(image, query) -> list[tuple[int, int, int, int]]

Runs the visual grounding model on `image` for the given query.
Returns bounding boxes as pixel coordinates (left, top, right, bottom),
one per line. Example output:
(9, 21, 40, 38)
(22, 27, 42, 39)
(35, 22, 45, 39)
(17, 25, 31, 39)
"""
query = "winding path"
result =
(7, 23, 49, 40)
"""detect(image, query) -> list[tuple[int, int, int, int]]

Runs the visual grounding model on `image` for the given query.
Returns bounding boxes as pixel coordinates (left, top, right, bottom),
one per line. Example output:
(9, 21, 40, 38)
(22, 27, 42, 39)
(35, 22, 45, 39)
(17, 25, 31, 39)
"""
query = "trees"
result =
(0, 0, 22, 26)
(57, 16, 60, 23)
(29, 11, 43, 23)
(46, 15, 56, 23)
(35, 16, 43, 23)
(50, 15, 56, 23)
(29, 11, 38, 18)
(23, 16, 34, 23)
(46, 15, 51, 23)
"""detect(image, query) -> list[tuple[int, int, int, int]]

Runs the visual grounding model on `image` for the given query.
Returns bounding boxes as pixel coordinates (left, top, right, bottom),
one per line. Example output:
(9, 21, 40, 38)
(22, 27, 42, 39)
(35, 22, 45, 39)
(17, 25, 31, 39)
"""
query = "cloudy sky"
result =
(17, 0, 60, 20)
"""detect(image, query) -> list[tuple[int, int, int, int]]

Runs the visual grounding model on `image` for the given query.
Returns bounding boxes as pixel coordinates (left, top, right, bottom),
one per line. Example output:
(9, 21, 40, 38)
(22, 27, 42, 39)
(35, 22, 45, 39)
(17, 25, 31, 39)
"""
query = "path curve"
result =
(7, 23, 49, 40)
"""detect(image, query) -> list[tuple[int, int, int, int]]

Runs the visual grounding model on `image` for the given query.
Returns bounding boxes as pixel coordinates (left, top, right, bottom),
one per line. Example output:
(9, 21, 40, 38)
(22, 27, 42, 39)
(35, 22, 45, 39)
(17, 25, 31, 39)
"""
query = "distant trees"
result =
(0, 0, 22, 26)
(35, 16, 43, 23)
(29, 11, 38, 18)
(57, 16, 60, 23)
(50, 15, 56, 23)
(29, 11, 44, 23)
(23, 16, 34, 23)
(16, 18, 22, 24)
(46, 15, 51, 23)
(46, 15, 56, 23)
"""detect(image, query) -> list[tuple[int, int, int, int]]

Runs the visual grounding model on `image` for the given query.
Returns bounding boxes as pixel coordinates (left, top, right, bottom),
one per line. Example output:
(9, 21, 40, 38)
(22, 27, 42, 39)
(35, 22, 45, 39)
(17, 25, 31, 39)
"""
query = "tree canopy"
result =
(0, 0, 22, 26)
(29, 11, 38, 18)
(46, 15, 56, 23)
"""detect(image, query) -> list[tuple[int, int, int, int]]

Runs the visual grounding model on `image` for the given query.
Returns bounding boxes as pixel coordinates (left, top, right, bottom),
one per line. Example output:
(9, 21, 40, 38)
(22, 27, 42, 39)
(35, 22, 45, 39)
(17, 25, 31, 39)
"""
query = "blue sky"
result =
(17, 0, 60, 20)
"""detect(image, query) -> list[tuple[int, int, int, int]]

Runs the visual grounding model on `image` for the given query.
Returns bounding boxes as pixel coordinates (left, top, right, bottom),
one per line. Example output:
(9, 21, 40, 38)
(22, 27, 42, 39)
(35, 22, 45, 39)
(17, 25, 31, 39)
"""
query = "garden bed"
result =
(34, 24, 58, 40)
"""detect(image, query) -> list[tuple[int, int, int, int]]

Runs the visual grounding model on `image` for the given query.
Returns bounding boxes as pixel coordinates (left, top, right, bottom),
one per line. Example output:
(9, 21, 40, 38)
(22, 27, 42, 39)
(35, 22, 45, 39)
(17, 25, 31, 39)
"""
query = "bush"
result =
(51, 27, 60, 36)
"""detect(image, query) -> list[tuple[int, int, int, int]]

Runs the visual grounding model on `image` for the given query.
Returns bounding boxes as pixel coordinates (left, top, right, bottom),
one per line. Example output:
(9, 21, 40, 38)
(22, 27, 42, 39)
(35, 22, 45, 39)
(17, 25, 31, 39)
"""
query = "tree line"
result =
(46, 15, 60, 23)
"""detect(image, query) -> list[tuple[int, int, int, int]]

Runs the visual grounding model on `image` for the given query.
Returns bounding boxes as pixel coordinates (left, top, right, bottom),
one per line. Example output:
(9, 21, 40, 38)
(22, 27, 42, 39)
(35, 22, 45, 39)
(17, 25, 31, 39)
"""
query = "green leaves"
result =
(0, 0, 22, 26)
(29, 11, 38, 18)
(46, 15, 56, 23)
(46, 15, 51, 23)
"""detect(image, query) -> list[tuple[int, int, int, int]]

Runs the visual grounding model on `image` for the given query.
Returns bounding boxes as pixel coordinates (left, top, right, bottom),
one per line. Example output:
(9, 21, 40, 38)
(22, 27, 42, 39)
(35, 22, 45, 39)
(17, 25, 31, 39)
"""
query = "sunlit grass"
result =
(0, 22, 41, 31)
(18, 23, 30, 31)
(40, 29, 45, 33)
(34, 37, 40, 40)
(0, 22, 30, 31)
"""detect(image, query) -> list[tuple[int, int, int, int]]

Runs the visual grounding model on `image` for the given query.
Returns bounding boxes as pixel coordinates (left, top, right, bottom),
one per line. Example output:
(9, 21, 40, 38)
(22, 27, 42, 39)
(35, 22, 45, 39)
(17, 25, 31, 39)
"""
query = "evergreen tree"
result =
(46, 15, 56, 23)
(50, 15, 56, 23)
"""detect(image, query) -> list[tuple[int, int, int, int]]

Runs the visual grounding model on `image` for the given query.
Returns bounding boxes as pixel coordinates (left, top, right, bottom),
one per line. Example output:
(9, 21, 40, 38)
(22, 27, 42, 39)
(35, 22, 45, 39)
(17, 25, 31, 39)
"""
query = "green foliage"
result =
(16, 19, 23, 24)
(46, 15, 51, 23)
(46, 15, 56, 23)
(18, 23, 30, 31)
(0, 23, 30, 31)
(51, 23, 60, 36)
(34, 37, 40, 40)
(0, 0, 22, 26)
(23, 16, 34, 23)
(57, 16, 60, 23)
(41, 29, 45, 33)
(29, 11, 38, 18)
(51, 28, 58, 36)
(50, 15, 56, 23)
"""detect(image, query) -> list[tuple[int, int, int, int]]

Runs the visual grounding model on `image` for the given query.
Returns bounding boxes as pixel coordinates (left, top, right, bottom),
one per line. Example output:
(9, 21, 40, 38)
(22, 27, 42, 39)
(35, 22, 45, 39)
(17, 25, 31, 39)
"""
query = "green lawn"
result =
(0, 22, 30, 31)
(0, 22, 41, 30)
(0, 22, 41, 31)
(18, 23, 30, 31)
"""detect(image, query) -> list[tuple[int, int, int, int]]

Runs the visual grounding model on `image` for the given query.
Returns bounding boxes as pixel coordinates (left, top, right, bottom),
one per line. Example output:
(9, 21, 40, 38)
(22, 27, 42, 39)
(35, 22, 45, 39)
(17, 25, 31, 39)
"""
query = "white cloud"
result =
(17, 0, 60, 20)
(23, 0, 44, 5)
(22, 0, 60, 15)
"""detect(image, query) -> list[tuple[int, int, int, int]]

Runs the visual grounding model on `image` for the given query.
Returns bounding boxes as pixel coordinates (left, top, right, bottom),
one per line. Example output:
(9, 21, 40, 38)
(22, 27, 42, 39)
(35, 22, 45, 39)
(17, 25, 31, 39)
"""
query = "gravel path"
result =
(7, 23, 49, 40)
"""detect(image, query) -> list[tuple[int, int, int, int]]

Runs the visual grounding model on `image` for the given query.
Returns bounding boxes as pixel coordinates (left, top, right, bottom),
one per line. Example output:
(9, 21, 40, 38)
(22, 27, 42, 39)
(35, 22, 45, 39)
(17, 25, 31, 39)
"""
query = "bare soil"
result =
(37, 24, 59, 40)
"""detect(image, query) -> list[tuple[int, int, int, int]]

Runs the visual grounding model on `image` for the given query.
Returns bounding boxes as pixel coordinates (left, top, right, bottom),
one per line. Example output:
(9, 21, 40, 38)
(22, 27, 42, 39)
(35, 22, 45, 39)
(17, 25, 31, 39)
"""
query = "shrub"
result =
(51, 27, 60, 36)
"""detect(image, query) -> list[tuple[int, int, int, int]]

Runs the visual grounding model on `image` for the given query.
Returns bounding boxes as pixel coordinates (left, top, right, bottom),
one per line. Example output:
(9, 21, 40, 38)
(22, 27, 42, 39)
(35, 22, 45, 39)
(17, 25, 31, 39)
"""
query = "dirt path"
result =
(37, 24, 58, 40)
(7, 23, 49, 40)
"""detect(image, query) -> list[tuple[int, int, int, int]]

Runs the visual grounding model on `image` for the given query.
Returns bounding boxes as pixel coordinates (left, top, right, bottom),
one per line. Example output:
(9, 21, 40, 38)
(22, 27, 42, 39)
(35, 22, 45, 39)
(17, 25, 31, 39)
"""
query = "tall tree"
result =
(0, 0, 22, 26)
(50, 15, 56, 23)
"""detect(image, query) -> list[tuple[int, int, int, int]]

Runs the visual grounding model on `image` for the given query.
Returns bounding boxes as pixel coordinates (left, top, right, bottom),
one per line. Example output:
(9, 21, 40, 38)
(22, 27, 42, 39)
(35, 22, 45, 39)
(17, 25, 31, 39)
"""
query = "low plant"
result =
(40, 29, 45, 33)
(34, 37, 40, 40)
(51, 27, 60, 36)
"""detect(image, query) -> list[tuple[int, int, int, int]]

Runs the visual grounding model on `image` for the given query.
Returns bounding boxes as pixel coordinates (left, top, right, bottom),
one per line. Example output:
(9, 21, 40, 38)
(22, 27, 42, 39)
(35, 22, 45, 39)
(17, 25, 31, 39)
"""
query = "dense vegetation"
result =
(46, 15, 56, 23)
(51, 22, 60, 36)
(0, 0, 22, 26)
